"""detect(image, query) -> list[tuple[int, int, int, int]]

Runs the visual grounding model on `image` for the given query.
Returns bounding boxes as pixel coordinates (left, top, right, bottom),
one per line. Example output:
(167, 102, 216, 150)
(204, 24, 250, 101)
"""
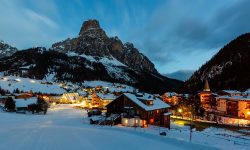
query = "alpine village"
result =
(0, 8, 250, 150)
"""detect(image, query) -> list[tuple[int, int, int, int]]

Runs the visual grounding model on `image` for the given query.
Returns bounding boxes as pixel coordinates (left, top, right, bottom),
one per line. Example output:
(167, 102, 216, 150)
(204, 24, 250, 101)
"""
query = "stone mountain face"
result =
(0, 40, 17, 58)
(51, 19, 157, 73)
(182, 33, 250, 93)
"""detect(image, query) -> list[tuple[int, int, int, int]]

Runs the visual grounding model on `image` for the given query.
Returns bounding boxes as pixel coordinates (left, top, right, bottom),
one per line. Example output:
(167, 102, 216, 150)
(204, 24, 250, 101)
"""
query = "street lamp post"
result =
(178, 108, 183, 118)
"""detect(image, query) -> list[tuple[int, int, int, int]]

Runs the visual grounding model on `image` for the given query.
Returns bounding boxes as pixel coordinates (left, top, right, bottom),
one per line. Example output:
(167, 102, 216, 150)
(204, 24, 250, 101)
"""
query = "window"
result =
(246, 103, 250, 109)
(217, 100, 220, 107)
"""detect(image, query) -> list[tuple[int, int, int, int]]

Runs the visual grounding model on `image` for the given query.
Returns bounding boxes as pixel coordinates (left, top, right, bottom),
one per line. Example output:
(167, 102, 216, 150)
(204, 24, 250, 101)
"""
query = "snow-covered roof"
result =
(216, 95, 250, 101)
(96, 93, 116, 100)
(14, 97, 37, 108)
(220, 90, 242, 94)
(164, 112, 172, 115)
(243, 89, 250, 95)
(77, 90, 87, 96)
(62, 93, 80, 101)
(123, 93, 170, 111)
(165, 92, 178, 97)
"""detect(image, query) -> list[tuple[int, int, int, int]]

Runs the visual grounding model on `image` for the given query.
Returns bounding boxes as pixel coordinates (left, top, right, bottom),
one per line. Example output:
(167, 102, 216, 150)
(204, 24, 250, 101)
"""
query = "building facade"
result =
(107, 93, 171, 128)
(216, 95, 250, 120)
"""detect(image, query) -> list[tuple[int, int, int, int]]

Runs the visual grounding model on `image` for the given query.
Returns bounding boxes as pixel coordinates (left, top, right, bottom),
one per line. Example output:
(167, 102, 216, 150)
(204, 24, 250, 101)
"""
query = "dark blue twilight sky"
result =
(0, 0, 250, 74)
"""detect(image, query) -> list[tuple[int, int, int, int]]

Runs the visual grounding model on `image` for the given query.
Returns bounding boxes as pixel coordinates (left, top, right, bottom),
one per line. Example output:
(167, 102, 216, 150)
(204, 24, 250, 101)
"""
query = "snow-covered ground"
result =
(0, 75, 135, 94)
(0, 76, 66, 94)
(0, 105, 220, 150)
(135, 121, 250, 150)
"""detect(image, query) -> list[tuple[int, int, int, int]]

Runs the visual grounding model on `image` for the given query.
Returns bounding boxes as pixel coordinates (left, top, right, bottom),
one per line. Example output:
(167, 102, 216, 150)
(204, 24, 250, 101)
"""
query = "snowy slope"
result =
(67, 52, 126, 67)
(66, 51, 133, 82)
(0, 105, 219, 150)
(0, 76, 66, 94)
(0, 74, 136, 94)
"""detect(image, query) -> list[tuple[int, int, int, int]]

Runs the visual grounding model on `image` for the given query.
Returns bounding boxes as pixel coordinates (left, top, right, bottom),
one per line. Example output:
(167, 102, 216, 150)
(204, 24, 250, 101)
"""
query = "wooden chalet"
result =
(106, 93, 171, 128)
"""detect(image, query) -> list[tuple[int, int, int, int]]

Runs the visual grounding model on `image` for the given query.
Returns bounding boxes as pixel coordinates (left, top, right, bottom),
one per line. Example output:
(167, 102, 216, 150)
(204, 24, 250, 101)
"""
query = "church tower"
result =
(203, 79, 210, 92)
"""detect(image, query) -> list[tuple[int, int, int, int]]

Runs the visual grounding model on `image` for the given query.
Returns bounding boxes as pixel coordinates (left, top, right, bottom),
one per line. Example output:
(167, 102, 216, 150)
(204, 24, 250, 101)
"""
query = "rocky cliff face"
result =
(51, 19, 157, 73)
(0, 40, 17, 58)
(182, 33, 250, 93)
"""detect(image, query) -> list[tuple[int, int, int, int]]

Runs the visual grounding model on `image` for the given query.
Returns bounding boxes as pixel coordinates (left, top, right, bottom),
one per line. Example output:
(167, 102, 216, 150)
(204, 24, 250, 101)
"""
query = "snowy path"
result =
(0, 105, 218, 150)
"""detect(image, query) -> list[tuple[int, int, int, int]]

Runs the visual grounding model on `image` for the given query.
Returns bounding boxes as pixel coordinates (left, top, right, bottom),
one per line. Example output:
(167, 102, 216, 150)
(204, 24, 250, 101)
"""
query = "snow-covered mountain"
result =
(0, 40, 17, 58)
(182, 33, 250, 93)
(0, 20, 183, 93)
(165, 70, 194, 81)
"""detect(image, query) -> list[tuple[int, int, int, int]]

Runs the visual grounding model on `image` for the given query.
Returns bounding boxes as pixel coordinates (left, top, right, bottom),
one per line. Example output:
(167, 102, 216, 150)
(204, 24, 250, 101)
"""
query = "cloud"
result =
(128, 0, 250, 69)
(0, 0, 61, 49)
(0, 0, 249, 73)
(25, 9, 59, 29)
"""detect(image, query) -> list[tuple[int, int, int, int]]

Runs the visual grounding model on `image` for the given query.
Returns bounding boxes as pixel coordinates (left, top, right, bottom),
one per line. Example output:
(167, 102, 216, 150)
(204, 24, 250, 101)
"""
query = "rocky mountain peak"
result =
(52, 19, 158, 73)
(79, 19, 102, 35)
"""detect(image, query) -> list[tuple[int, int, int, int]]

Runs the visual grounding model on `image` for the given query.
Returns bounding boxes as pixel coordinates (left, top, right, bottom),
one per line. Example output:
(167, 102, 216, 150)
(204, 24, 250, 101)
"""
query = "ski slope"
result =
(0, 105, 218, 150)
(0, 76, 66, 94)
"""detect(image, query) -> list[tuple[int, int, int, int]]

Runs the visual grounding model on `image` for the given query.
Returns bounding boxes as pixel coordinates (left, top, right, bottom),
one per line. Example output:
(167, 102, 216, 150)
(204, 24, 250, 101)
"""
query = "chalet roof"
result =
(123, 93, 170, 111)
(220, 90, 241, 94)
(78, 90, 87, 96)
(14, 97, 37, 108)
(62, 93, 80, 101)
(96, 93, 116, 100)
(216, 95, 250, 101)
(243, 89, 250, 95)
(164, 92, 178, 97)
(164, 112, 172, 115)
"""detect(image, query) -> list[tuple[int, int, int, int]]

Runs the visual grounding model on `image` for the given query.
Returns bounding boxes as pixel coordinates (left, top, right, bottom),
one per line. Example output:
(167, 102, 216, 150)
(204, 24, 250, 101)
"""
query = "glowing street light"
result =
(247, 111, 250, 115)
(15, 78, 21, 82)
(3, 77, 8, 81)
(178, 108, 183, 113)
(30, 80, 35, 83)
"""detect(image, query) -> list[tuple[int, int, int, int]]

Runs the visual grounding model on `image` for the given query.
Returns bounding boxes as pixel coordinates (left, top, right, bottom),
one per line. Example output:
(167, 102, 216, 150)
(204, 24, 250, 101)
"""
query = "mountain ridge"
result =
(165, 70, 194, 81)
(181, 33, 250, 93)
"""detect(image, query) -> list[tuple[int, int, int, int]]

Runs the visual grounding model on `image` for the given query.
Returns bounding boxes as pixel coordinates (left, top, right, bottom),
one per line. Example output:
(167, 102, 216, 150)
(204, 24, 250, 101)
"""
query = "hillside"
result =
(182, 33, 250, 93)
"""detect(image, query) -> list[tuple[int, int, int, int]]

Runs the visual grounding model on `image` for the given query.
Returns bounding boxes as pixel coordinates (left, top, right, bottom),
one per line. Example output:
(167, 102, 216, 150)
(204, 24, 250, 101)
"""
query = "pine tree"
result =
(4, 97, 16, 111)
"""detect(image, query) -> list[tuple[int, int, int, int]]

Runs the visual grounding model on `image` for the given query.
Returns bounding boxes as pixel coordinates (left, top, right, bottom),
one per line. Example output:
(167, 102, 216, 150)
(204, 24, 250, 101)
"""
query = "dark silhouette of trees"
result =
(4, 97, 15, 111)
